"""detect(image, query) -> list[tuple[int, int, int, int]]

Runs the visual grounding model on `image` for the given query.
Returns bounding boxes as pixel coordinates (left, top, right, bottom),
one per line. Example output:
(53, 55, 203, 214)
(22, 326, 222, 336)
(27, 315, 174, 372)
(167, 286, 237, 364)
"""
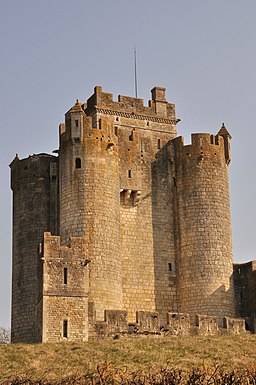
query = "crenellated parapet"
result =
(84, 86, 178, 125)
(172, 132, 230, 167)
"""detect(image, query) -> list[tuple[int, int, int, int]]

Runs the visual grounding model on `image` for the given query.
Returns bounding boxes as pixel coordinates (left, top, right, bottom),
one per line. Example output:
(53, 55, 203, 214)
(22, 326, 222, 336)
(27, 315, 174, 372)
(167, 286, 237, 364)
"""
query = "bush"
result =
(0, 326, 11, 344)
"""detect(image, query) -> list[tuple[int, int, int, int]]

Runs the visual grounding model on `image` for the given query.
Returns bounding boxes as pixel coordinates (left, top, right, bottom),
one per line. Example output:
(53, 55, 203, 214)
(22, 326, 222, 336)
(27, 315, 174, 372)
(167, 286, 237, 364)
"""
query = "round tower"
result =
(59, 100, 122, 320)
(173, 131, 235, 326)
(10, 153, 58, 343)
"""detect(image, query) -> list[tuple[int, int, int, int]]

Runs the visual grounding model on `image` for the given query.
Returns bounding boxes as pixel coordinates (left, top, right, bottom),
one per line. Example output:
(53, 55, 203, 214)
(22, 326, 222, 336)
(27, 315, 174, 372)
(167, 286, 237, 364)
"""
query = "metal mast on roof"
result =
(134, 46, 138, 98)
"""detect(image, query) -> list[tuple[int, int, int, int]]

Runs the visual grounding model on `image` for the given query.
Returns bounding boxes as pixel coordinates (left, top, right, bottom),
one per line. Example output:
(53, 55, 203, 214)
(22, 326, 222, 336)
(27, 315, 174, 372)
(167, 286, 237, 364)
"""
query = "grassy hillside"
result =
(1, 334, 256, 384)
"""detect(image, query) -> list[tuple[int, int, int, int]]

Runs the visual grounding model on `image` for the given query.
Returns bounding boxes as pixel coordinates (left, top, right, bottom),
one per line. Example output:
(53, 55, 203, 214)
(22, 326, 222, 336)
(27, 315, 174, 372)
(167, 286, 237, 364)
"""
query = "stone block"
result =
(167, 312, 190, 335)
(136, 311, 160, 333)
(104, 310, 128, 334)
(223, 317, 246, 334)
(196, 314, 218, 335)
(94, 321, 108, 338)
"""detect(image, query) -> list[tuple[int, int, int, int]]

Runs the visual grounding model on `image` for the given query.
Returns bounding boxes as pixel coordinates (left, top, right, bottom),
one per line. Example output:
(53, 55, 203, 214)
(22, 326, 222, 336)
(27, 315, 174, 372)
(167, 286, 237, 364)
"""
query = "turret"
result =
(172, 132, 236, 326)
(10, 153, 58, 343)
(59, 100, 122, 320)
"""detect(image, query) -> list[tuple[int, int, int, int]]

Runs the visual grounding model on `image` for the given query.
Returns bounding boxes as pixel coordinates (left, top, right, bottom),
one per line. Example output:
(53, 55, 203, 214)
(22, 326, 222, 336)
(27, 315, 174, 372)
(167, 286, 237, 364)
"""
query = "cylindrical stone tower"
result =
(59, 100, 122, 320)
(173, 132, 236, 326)
(10, 153, 58, 343)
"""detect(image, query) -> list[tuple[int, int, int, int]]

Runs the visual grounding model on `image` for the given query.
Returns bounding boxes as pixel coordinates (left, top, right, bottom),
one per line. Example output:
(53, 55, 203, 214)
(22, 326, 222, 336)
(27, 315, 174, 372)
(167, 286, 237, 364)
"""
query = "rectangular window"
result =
(64, 267, 68, 284)
(168, 263, 172, 272)
(157, 139, 161, 149)
(63, 320, 68, 338)
(75, 158, 81, 169)
(75, 119, 79, 128)
(128, 170, 132, 178)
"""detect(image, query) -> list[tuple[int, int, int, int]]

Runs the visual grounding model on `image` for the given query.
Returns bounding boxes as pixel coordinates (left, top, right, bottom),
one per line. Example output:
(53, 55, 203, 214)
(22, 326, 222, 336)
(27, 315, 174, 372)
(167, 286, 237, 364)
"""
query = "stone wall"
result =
(86, 86, 178, 325)
(234, 261, 256, 328)
(10, 154, 58, 343)
(173, 133, 236, 326)
(38, 233, 89, 342)
(90, 310, 245, 338)
(59, 102, 122, 320)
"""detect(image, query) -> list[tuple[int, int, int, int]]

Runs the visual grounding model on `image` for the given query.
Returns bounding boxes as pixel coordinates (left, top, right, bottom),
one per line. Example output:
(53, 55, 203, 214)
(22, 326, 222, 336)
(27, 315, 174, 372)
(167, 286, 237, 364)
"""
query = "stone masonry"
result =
(10, 86, 253, 343)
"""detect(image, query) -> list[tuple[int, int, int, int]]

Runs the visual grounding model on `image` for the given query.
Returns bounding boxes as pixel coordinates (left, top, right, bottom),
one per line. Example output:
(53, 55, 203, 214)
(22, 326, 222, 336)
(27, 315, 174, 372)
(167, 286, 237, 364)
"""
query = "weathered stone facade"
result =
(10, 86, 252, 343)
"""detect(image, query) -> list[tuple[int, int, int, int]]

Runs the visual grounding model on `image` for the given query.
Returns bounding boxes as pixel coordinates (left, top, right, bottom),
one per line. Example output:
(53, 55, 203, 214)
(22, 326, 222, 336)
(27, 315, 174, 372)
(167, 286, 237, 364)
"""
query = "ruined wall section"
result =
(37, 232, 89, 342)
(10, 154, 58, 343)
(59, 102, 122, 320)
(85, 86, 178, 323)
(234, 261, 256, 319)
(173, 134, 236, 326)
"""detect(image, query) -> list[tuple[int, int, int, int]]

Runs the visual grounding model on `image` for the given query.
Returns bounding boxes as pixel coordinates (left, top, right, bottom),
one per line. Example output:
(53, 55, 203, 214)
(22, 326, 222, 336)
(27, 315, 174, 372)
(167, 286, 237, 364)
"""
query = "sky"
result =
(0, 0, 256, 328)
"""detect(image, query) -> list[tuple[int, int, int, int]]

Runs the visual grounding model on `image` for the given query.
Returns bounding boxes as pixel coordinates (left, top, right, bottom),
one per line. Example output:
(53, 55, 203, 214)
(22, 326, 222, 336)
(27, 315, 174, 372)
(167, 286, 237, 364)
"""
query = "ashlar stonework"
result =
(9, 86, 255, 343)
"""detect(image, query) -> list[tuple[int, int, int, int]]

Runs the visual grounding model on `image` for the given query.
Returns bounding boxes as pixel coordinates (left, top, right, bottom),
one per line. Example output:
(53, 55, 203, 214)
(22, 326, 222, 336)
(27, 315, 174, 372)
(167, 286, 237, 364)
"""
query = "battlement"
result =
(174, 133, 224, 149)
(10, 153, 58, 190)
(172, 132, 231, 165)
(42, 232, 88, 257)
(84, 85, 178, 123)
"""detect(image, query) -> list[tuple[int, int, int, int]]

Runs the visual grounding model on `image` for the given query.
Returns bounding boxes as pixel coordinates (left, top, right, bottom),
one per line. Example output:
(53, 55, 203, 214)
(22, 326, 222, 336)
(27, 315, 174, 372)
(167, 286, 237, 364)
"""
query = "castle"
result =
(10, 86, 255, 343)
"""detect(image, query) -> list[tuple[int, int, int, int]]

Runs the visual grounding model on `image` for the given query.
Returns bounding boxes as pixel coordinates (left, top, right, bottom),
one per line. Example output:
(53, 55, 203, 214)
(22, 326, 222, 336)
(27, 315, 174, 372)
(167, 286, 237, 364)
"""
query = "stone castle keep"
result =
(10, 86, 255, 343)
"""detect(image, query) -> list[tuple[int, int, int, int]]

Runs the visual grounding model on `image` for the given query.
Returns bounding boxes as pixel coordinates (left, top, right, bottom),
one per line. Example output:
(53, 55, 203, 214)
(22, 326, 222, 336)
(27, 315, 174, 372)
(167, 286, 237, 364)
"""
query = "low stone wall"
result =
(89, 310, 247, 338)
(196, 315, 219, 336)
(223, 317, 246, 334)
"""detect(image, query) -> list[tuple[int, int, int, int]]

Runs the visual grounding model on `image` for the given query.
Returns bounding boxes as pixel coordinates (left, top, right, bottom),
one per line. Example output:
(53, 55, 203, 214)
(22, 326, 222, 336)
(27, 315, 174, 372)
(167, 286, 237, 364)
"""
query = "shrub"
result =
(0, 326, 11, 344)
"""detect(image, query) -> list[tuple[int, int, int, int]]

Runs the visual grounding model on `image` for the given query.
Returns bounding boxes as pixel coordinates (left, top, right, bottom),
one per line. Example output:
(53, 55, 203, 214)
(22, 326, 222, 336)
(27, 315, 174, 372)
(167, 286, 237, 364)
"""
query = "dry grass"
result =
(1, 334, 256, 383)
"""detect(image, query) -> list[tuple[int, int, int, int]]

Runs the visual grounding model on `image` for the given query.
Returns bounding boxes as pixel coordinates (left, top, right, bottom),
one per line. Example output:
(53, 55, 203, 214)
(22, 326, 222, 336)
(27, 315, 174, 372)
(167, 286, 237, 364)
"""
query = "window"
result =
(168, 263, 172, 272)
(63, 320, 68, 338)
(75, 119, 79, 128)
(129, 131, 134, 141)
(115, 126, 118, 136)
(157, 139, 161, 149)
(64, 267, 68, 285)
(75, 158, 81, 169)
(128, 170, 132, 178)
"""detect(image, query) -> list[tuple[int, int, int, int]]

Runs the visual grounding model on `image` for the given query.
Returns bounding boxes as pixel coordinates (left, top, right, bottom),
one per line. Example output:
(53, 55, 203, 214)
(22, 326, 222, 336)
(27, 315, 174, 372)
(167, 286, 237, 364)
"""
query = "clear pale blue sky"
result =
(0, 0, 256, 327)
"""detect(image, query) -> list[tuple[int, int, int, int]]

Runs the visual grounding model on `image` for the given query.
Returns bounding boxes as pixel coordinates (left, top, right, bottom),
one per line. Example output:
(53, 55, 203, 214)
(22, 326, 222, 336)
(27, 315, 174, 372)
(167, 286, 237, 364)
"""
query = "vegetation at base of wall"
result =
(0, 327, 10, 345)
(0, 334, 256, 384)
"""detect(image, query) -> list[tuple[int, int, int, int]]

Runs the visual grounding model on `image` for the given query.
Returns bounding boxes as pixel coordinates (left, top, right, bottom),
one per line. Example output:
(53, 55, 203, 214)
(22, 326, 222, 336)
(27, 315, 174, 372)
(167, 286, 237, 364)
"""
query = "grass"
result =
(1, 334, 256, 383)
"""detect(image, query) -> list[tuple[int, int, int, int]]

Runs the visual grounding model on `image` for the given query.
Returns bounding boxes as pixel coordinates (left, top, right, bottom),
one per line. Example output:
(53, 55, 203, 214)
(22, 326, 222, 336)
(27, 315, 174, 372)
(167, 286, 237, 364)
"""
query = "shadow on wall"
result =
(151, 142, 178, 325)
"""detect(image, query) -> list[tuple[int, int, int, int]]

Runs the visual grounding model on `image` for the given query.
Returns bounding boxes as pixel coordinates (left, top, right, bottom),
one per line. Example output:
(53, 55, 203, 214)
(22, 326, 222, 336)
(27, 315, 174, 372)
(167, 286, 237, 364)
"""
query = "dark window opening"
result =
(240, 292, 243, 300)
(75, 119, 79, 127)
(63, 320, 68, 338)
(173, 177, 176, 187)
(129, 131, 134, 141)
(157, 139, 161, 149)
(168, 263, 172, 272)
(115, 126, 118, 136)
(75, 158, 81, 169)
(64, 267, 68, 285)
(128, 170, 132, 178)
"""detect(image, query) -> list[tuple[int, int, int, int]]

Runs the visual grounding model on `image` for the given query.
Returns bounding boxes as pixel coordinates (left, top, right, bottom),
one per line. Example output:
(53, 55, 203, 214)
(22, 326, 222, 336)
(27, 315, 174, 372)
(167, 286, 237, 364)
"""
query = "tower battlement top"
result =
(173, 133, 225, 149)
(83, 86, 178, 123)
